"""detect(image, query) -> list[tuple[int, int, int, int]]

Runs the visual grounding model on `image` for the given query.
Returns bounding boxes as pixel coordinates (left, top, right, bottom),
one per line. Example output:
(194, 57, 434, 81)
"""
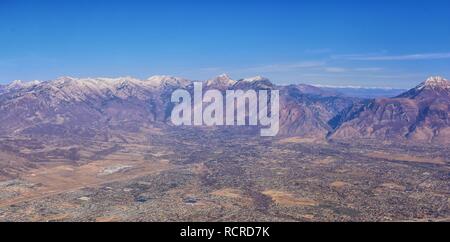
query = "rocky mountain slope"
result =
(0, 75, 448, 144)
(330, 76, 450, 144)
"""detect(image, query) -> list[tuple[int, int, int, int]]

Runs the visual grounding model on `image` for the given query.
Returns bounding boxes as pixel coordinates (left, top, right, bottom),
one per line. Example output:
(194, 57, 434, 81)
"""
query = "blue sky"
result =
(1, 0, 450, 88)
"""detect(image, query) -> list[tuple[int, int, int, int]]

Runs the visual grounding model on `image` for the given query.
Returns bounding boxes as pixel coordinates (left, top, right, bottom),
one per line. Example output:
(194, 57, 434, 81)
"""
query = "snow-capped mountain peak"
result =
(397, 76, 450, 99)
(421, 76, 449, 89)
(147, 75, 173, 84)
(147, 75, 190, 88)
(206, 74, 236, 87)
(241, 75, 269, 83)
(7, 80, 41, 89)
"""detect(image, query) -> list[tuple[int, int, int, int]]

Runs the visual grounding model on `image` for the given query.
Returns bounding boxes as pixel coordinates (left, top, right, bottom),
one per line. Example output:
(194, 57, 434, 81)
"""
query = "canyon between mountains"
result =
(0, 74, 448, 221)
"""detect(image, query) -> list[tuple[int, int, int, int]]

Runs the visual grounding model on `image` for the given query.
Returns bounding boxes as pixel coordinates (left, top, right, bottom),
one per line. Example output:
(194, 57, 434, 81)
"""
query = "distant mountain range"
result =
(313, 85, 407, 98)
(0, 75, 448, 144)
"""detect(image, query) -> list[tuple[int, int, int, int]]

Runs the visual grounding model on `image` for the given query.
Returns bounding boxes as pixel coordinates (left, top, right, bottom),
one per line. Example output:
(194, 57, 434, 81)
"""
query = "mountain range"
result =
(315, 85, 407, 98)
(0, 75, 448, 144)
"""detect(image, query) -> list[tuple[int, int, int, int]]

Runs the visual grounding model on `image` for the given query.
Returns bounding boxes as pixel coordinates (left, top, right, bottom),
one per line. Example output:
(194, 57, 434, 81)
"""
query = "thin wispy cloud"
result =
(237, 61, 326, 73)
(184, 51, 447, 89)
(324, 67, 351, 73)
(336, 52, 450, 61)
(354, 67, 383, 72)
(324, 67, 347, 73)
(323, 67, 383, 73)
(227, 60, 387, 82)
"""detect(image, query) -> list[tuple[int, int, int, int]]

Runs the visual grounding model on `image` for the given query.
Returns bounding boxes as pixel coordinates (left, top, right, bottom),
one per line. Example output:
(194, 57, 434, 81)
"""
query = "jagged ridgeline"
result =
(0, 75, 448, 143)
